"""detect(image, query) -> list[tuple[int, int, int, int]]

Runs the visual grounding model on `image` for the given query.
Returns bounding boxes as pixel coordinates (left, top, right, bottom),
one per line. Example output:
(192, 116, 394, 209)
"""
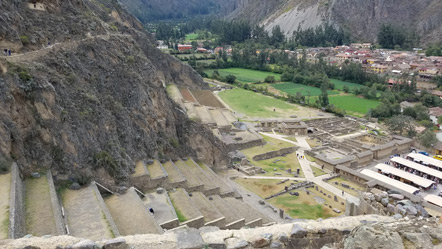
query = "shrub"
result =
(20, 35, 30, 45)
(18, 70, 31, 81)
(264, 76, 276, 83)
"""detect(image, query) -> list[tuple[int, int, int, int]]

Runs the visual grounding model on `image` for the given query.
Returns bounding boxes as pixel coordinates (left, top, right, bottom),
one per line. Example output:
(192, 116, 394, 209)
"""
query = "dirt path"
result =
(25, 176, 57, 236)
(0, 173, 11, 239)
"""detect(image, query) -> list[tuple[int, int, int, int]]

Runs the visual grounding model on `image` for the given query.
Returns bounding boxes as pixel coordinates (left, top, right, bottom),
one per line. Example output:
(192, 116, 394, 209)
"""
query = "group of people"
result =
(3, 49, 11, 56)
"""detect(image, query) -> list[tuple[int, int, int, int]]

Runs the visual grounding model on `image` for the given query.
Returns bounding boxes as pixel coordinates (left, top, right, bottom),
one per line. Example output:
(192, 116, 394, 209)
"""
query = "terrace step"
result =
(143, 190, 180, 230)
(224, 197, 272, 227)
(62, 184, 119, 240)
(104, 188, 163, 235)
(24, 171, 64, 236)
(130, 161, 150, 192)
(173, 160, 205, 192)
(145, 160, 168, 189)
(168, 188, 204, 229)
(207, 195, 245, 230)
(189, 192, 226, 228)
(193, 160, 234, 197)
(0, 172, 12, 239)
(194, 105, 216, 126)
(221, 109, 237, 124)
(162, 160, 187, 190)
(184, 159, 220, 196)
(209, 108, 231, 128)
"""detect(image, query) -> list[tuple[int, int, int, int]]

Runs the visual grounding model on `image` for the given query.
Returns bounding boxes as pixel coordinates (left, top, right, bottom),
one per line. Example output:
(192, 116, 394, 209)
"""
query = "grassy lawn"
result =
(205, 68, 281, 83)
(273, 82, 339, 96)
(311, 165, 327, 177)
(234, 178, 296, 199)
(305, 155, 316, 162)
(326, 177, 365, 197)
(330, 79, 361, 91)
(176, 53, 209, 59)
(267, 184, 345, 219)
(218, 88, 298, 118)
(284, 136, 298, 143)
(329, 95, 380, 114)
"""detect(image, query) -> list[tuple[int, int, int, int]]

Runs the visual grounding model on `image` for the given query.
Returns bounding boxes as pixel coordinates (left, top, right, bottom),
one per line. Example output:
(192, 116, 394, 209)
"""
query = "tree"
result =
(264, 76, 276, 83)
(419, 129, 437, 148)
(343, 85, 350, 93)
(403, 107, 417, 119)
(281, 72, 293, 82)
(438, 116, 442, 125)
(225, 74, 236, 84)
(386, 115, 415, 135)
(319, 81, 329, 107)
(413, 103, 429, 121)
(271, 25, 285, 46)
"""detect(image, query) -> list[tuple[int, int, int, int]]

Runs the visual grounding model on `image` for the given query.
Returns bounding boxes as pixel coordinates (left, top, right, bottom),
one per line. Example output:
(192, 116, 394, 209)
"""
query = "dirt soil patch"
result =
(190, 90, 225, 108)
(180, 88, 197, 103)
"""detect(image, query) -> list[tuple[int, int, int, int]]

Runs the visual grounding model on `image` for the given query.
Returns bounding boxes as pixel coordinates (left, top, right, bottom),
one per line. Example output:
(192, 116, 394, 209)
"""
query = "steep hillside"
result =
(0, 0, 227, 187)
(119, 0, 221, 23)
(233, 0, 442, 44)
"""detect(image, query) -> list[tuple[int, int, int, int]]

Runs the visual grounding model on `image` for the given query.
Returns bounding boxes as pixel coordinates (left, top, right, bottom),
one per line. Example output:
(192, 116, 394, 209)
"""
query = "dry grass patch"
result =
(235, 178, 296, 199)
(326, 177, 365, 197)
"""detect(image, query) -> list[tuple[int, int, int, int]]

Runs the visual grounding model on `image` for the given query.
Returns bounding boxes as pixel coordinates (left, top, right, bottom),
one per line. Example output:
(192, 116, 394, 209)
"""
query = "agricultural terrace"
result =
(205, 68, 281, 83)
(218, 88, 297, 118)
(273, 82, 340, 96)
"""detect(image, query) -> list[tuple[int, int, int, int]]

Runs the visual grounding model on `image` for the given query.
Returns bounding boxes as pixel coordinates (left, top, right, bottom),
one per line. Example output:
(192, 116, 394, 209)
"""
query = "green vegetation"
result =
(218, 88, 296, 118)
(185, 33, 198, 41)
(205, 68, 281, 83)
(242, 134, 293, 156)
(329, 95, 380, 114)
(273, 82, 339, 96)
(234, 178, 293, 198)
(329, 79, 361, 91)
(170, 199, 187, 222)
(269, 195, 332, 219)
(20, 35, 30, 45)
(2, 208, 9, 238)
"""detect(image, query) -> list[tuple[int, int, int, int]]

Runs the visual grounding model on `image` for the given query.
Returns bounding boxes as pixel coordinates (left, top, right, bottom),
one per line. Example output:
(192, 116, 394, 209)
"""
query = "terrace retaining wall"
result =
(46, 170, 65, 235)
(8, 163, 25, 239)
(252, 146, 297, 161)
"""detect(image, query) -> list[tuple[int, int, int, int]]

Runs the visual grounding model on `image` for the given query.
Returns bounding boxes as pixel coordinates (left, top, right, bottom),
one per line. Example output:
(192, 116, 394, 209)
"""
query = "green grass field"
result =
(218, 88, 297, 118)
(185, 33, 198, 41)
(329, 95, 380, 114)
(273, 82, 340, 96)
(330, 79, 361, 91)
(205, 68, 281, 83)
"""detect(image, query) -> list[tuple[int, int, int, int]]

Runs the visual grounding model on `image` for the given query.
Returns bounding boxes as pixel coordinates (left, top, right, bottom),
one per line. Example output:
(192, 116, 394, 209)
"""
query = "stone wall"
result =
(1, 215, 406, 249)
(252, 147, 297, 161)
(46, 170, 65, 235)
(8, 163, 25, 239)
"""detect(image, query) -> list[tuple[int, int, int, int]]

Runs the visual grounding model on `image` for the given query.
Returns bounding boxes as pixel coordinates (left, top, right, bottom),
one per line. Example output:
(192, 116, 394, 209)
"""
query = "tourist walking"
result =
(342, 190, 344, 196)
(8, 49, 11, 56)
(3, 49, 7, 56)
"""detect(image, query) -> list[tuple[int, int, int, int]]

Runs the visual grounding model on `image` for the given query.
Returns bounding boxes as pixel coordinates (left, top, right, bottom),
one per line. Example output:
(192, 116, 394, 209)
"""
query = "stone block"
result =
(176, 228, 204, 249)
(290, 224, 307, 238)
(103, 238, 128, 249)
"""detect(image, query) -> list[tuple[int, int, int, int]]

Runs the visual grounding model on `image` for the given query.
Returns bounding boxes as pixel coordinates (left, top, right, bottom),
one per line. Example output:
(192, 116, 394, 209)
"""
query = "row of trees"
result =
(377, 24, 420, 50)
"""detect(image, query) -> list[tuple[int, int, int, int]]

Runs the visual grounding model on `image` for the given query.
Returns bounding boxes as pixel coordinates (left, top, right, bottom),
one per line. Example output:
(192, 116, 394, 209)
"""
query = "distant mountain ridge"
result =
(121, 0, 442, 45)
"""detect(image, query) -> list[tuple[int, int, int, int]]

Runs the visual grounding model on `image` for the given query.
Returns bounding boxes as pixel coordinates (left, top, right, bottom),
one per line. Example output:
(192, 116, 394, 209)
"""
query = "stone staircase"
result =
(189, 192, 226, 228)
(168, 188, 204, 228)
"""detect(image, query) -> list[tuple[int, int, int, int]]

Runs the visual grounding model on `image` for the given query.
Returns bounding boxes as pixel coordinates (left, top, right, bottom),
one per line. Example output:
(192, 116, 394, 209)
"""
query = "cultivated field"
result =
(190, 89, 225, 108)
(330, 79, 361, 91)
(329, 95, 380, 114)
(205, 68, 281, 83)
(273, 82, 339, 96)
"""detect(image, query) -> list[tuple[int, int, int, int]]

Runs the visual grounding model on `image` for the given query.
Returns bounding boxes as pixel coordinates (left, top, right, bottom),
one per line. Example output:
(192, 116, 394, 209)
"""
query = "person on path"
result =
(3, 49, 7, 56)
(342, 190, 344, 196)
(8, 49, 11, 56)
(149, 207, 154, 214)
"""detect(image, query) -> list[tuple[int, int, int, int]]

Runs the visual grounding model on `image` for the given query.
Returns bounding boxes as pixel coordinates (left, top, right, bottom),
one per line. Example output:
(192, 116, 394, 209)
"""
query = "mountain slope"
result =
(0, 0, 227, 187)
(232, 0, 442, 44)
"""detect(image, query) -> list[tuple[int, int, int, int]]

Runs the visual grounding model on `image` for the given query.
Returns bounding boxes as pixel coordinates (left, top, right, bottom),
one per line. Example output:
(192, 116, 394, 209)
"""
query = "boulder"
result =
(69, 183, 81, 190)
(374, 194, 382, 202)
(404, 205, 418, 216)
(270, 242, 283, 249)
(225, 238, 249, 249)
(387, 203, 396, 214)
(103, 238, 128, 249)
(71, 240, 98, 249)
(249, 234, 271, 248)
(259, 200, 265, 205)
(393, 214, 402, 220)
(381, 198, 389, 207)
(403, 232, 434, 249)
(146, 159, 154, 165)
(389, 194, 404, 200)
(343, 226, 404, 249)
(31, 172, 41, 178)
(156, 187, 165, 194)
(277, 233, 288, 243)
(291, 224, 307, 238)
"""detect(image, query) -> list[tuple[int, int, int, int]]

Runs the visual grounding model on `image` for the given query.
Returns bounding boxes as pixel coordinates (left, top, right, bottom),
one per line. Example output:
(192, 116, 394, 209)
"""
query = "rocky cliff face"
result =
(0, 0, 227, 187)
(230, 0, 442, 45)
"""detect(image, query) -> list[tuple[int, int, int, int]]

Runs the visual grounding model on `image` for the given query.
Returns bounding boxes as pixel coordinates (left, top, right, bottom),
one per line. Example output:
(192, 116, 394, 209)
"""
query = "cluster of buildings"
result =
(301, 43, 441, 84)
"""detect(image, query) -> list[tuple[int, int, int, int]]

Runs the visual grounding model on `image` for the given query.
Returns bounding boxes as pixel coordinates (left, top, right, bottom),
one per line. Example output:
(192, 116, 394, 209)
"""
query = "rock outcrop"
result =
(1, 215, 441, 249)
(0, 0, 227, 188)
